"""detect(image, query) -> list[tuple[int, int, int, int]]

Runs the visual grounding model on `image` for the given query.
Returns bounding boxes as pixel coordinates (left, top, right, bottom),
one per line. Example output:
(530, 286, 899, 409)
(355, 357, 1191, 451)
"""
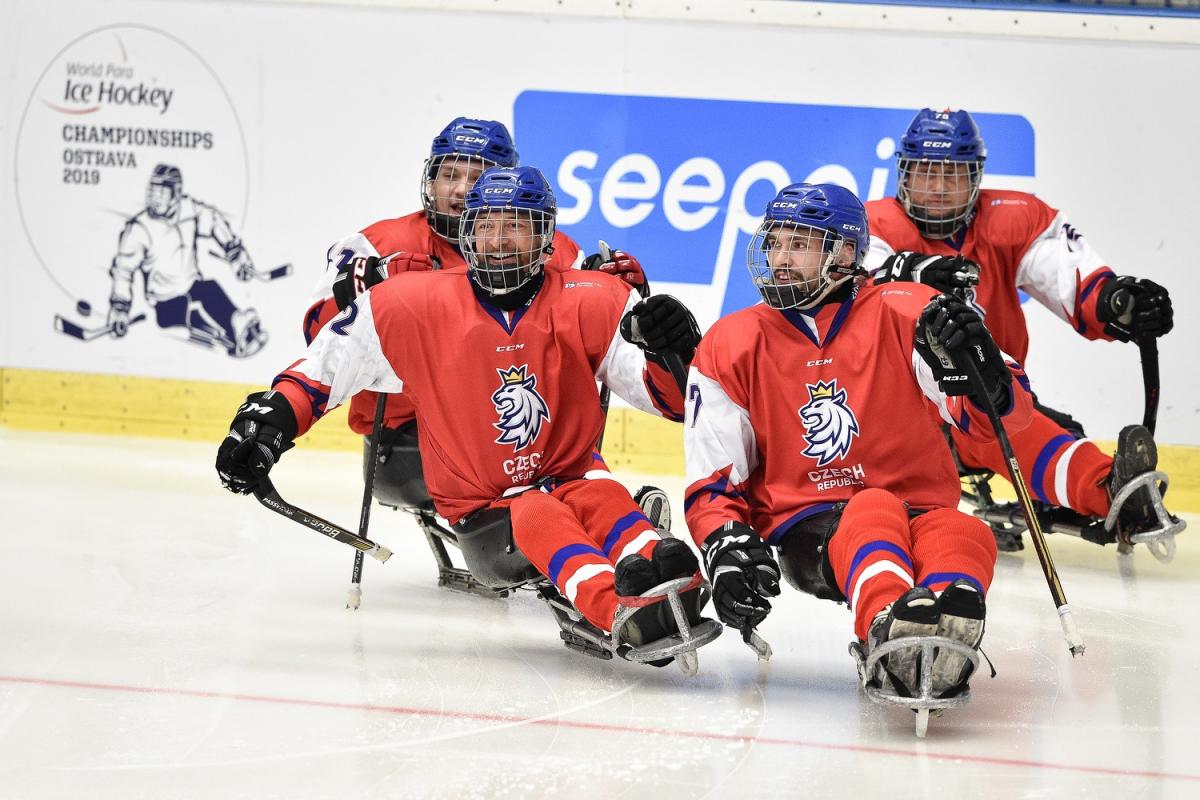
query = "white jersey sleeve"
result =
(594, 290, 680, 418)
(684, 367, 758, 489)
(284, 290, 404, 412)
(864, 234, 897, 276)
(311, 232, 382, 305)
(1015, 211, 1109, 324)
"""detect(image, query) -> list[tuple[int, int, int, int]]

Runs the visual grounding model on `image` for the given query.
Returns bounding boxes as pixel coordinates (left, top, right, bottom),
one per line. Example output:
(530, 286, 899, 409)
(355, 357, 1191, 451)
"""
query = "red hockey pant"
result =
(827, 489, 998, 640)
(953, 407, 1111, 517)
(499, 478, 662, 631)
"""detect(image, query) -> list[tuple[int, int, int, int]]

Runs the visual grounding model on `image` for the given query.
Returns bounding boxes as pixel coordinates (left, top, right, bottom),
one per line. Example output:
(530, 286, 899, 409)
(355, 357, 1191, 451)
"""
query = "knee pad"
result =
(777, 508, 846, 603)
(368, 422, 434, 511)
(453, 507, 543, 589)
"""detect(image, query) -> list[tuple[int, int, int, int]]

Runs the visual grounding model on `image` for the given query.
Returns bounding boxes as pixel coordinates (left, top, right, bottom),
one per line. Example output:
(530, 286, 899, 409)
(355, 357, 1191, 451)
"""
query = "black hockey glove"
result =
(331, 252, 439, 311)
(702, 522, 782, 630)
(215, 390, 298, 494)
(1097, 276, 1174, 342)
(876, 251, 980, 295)
(915, 294, 1012, 410)
(620, 294, 702, 364)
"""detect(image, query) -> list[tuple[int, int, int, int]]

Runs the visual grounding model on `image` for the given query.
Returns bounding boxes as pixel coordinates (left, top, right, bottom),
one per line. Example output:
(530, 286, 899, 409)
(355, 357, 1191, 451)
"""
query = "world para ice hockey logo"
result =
(799, 379, 860, 466)
(492, 365, 551, 452)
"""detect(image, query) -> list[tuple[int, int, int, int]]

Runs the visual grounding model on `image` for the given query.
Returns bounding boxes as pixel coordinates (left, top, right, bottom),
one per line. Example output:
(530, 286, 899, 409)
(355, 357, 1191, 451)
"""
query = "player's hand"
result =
(215, 390, 297, 494)
(702, 522, 781, 629)
(331, 252, 439, 311)
(877, 251, 979, 295)
(108, 299, 131, 338)
(234, 260, 257, 282)
(582, 249, 647, 293)
(620, 295, 701, 362)
(1097, 276, 1174, 342)
(915, 294, 1011, 408)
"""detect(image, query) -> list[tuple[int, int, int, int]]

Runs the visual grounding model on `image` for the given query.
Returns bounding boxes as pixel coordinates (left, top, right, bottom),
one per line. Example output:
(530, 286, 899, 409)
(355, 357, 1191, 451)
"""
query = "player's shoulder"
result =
(698, 304, 773, 363)
(859, 281, 939, 323)
(864, 197, 917, 242)
(358, 210, 431, 251)
(975, 189, 1058, 235)
(551, 266, 630, 303)
(550, 230, 583, 262)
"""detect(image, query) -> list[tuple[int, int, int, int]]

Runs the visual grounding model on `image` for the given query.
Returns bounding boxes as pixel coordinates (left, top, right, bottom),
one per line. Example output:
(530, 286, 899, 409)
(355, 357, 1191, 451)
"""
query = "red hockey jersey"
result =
(865, 190, 1115, 364)
(278, 268, 682, 523)
(683, 283, 1032, 547)
(303, 210, 583, 434)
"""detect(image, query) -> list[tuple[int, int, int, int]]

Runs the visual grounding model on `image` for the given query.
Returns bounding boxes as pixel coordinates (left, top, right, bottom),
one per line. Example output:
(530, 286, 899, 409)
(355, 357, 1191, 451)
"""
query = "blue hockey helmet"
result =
(422, 118, 519, 242)
(146, 163, 183, 218)
(460, 166, 557, 296)
(896, 108, 987, 239)
(746, 183, 868, 311)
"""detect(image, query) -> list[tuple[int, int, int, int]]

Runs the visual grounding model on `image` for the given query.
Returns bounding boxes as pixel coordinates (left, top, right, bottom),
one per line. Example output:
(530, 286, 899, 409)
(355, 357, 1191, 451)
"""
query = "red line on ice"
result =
(2, 673, 1196, 782)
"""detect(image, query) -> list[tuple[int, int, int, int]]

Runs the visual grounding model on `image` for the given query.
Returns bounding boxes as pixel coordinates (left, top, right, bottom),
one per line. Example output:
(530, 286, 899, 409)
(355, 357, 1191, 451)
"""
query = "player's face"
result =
(472, 209, 540, 269)
(428, 155, 488, 217)
(902, 160, 973, 219)
(765, 225, 831, 286)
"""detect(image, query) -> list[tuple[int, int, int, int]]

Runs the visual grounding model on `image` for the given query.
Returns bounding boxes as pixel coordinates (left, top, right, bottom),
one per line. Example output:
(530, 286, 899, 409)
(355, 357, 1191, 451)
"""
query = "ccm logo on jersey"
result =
(807, 359, 832, 367)
(496, 344, 525, 352)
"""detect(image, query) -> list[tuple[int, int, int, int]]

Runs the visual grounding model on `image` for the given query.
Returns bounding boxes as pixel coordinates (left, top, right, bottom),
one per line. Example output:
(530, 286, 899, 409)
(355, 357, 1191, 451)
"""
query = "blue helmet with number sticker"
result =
(460, 166, 557, 296)
(746, 183, 868, 310)
(896, 108, 987, 239)
(421, 118, 519, 242)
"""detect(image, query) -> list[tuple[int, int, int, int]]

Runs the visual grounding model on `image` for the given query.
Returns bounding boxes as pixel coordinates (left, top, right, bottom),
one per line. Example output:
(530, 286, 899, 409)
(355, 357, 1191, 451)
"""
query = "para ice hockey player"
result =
(303, 117, 647, 523)
(867, 109, 1180, 553)
(107, 163, 267, 357)
(683, 182, 1033, 728)
(218, 166, 714, 666)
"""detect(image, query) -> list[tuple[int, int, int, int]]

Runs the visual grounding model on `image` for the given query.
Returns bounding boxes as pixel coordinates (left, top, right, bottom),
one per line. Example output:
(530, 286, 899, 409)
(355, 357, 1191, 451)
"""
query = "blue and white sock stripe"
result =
(843, 541, 915, 613)
(547, 543, 606, 585)
(601, 511, 651, 557)
(849, 562, 914, 614)
(1031, 434, 1076, 505)
(1054, 439, 1089, 511)
(919, 572, 984, 595)
(564, 563, 615, 604)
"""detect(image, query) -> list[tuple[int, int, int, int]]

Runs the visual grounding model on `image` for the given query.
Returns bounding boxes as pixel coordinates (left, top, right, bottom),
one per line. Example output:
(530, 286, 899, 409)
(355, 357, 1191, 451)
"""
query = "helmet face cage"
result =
(460, 206, 556, 295)
(146, 179, 181, 218)
(897, 157, 983, 240)
(747, 221, 854, 311)
(420, 153, 496, 242)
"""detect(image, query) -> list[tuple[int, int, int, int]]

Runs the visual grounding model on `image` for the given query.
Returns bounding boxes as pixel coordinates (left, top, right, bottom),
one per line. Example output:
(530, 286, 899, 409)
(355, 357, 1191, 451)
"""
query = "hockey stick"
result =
(1138, 338, 1159, 436)
(252, 477, 392, 562)
(963, 358, 1084, 657)
(54, 313, 146, 341)
(254, 263, 293, 282)
(586, 240, 651, 451)
(347, 393, 389, 609)
(208, 249, 292, 282)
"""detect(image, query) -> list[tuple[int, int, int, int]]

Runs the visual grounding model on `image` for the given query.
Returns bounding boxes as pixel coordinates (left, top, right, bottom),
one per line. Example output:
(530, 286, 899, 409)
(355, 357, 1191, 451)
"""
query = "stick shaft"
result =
(351, 394, 389, 586)
(962, 358, 1083, 654)
(1138, 338, 1159, 436)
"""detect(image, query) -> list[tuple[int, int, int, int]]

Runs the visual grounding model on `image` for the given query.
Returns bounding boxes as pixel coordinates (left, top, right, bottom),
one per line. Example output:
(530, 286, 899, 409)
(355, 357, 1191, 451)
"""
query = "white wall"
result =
(2, 0, 1197, 441)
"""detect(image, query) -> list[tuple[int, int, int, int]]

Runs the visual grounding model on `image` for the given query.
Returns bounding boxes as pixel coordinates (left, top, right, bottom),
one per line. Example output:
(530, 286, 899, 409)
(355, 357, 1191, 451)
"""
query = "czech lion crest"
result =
(799, 379, 859, 466)
(492, 365, 551, 452)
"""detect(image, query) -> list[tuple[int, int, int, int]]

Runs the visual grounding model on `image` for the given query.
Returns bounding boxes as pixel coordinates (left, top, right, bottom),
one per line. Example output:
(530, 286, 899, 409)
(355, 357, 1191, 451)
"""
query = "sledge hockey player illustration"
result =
(73, 163, 281, 358)
(867, 108, 1183, 560)
(218, 165, 719, 674)
(683, 182, 1038, 734)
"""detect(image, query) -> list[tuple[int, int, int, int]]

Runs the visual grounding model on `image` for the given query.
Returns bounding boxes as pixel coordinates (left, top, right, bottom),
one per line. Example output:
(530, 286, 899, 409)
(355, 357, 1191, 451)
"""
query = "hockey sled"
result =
(849, 635, 980, 738)
(963, 468, 1184, 563)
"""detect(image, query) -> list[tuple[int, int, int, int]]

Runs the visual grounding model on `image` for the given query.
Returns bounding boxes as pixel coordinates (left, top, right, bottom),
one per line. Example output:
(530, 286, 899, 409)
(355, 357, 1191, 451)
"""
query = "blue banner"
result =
(514, 91, 1034, 315)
